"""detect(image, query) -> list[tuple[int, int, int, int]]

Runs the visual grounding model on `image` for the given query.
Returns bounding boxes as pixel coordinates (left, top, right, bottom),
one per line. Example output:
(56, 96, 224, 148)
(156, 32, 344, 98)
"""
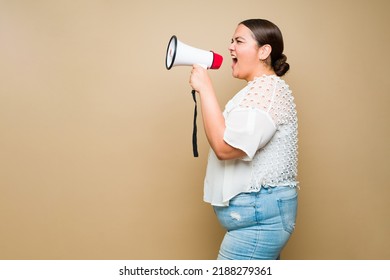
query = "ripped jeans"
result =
(213, 185, 298, 260)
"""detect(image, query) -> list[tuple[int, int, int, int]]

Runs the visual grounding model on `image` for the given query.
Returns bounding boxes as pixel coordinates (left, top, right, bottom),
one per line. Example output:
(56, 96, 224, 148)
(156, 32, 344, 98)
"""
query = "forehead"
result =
(232, 24, 255, 40)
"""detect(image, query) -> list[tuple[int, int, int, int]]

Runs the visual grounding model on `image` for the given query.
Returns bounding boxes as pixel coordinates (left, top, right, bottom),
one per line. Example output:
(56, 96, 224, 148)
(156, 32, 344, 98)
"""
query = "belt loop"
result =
(261, 185, 273, 194)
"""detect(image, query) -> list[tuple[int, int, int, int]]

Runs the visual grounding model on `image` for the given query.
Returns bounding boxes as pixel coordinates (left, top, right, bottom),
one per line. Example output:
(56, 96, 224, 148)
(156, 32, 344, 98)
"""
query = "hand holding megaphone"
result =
(189, 64, 213, 93)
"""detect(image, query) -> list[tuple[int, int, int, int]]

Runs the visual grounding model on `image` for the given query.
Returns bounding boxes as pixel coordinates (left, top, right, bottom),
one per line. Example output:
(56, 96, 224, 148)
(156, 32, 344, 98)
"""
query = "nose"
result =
(228, 41, 235, 52)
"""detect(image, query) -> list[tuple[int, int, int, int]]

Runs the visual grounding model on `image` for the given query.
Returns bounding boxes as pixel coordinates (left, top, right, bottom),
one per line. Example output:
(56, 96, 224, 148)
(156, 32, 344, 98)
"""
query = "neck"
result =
(246, 68, 276, 82)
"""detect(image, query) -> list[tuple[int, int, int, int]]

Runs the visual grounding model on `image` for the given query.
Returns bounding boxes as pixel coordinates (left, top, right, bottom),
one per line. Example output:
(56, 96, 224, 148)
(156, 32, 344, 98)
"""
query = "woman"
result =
(189, 19, 298, 260)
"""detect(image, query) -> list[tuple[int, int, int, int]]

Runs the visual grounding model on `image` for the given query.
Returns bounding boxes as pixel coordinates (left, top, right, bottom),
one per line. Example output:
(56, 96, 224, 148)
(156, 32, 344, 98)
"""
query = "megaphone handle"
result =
(191, 90, 199, 157)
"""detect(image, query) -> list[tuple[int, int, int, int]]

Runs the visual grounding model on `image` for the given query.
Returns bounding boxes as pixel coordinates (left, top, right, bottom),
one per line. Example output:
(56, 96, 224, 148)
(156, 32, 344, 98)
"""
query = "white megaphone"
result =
(165, 35, 223, 70)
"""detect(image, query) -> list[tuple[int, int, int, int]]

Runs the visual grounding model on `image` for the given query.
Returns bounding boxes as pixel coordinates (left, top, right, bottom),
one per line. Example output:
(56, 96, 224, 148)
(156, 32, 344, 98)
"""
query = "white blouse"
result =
(203, 75, 298, 206)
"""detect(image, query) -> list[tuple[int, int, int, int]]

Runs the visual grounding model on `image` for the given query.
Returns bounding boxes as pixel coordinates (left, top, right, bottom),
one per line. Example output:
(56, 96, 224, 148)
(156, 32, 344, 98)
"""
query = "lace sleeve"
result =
(238, 76, 295, 126)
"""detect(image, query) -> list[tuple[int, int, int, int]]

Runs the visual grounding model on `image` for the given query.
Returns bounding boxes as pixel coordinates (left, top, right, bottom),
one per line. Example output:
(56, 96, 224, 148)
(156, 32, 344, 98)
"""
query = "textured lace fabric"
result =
(203, 75, 298, 206)
(241, 75, 298, 189)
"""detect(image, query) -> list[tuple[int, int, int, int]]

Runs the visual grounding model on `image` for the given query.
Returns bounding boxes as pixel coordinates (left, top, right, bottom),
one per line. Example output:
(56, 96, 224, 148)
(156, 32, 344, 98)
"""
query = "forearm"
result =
(189, 65, 245, 160)
(198, 88, 224, 149)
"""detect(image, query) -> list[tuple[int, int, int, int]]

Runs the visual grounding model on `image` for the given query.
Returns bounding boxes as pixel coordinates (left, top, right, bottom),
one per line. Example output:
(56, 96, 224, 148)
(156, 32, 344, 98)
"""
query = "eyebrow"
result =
(232, 36, 246, 41)
(233, 36, 245, 40)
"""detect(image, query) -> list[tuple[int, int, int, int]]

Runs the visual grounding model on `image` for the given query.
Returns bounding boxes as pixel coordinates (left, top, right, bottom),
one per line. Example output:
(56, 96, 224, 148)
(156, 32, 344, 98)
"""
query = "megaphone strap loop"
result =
(191, 90, 199, 157)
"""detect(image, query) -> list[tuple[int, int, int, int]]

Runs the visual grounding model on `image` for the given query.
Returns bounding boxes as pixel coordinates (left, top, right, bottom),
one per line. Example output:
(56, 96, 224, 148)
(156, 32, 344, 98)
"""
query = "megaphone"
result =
(165, 35, 223, 158)
(165, 35, 223, 70)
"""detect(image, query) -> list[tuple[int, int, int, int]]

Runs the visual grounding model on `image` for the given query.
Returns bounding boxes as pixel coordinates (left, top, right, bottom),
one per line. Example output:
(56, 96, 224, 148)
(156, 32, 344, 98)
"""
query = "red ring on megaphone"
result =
(210, 51, 223, 69)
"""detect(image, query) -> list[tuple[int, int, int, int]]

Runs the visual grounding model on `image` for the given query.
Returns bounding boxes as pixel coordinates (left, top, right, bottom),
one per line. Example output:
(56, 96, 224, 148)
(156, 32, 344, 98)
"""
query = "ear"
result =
(258, 44, 272, 60)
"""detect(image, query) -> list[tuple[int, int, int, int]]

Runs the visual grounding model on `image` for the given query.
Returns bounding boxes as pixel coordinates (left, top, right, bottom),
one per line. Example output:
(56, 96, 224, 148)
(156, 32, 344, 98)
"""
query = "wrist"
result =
(196, 85, 214, 97)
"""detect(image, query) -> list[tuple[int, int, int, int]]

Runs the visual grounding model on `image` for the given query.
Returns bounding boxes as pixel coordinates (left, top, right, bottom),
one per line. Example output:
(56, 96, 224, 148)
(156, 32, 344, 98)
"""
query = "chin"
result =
(232, 72, 244, 80)
(231, 69, 240, 79)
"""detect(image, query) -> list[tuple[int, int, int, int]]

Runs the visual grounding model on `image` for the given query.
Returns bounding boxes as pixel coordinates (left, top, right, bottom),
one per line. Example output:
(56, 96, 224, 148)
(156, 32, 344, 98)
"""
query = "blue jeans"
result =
(213, 186, 298, 260)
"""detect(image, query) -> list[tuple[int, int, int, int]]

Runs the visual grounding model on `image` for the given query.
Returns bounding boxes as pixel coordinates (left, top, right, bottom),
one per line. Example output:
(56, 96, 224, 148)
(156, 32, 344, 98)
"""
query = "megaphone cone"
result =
(165, 35, 223, 70)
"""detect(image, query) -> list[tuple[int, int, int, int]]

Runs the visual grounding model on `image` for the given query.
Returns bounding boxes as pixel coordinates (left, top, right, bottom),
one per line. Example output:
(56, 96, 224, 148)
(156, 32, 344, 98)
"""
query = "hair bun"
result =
(273, 54, 290, 76)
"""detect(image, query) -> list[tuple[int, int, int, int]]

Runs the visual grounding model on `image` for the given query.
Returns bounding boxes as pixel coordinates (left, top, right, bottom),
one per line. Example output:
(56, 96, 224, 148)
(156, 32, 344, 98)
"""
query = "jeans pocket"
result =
(277, 192, 298, 234)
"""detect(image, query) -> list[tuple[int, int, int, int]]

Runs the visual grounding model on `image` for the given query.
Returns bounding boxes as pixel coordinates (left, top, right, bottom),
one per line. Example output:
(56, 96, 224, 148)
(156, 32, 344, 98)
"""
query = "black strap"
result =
(191, 90, 199, 157)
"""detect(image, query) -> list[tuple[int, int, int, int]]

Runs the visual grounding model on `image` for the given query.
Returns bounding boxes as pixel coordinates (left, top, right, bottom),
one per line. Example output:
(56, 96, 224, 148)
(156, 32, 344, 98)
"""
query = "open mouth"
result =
(231, 55, 238, 67)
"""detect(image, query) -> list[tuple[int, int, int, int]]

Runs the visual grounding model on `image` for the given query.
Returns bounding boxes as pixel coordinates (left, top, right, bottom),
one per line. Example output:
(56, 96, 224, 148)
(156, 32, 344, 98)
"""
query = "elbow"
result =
(215, 151, 229, 161)
(213, 145, 246, 161)
(210, 140, 228, 160)
(211, 145, 230, 161)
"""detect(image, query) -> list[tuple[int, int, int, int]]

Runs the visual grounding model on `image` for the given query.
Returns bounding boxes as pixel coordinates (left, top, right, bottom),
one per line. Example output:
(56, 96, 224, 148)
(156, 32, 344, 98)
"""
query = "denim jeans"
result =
(213, 185, 298, 260)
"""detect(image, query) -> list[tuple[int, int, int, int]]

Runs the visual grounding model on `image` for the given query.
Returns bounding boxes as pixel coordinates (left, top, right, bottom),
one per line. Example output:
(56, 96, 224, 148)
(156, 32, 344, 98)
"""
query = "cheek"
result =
(241, 55, 260, 73)
(238, 55, 255, 70)
(238, 51, 256, 65)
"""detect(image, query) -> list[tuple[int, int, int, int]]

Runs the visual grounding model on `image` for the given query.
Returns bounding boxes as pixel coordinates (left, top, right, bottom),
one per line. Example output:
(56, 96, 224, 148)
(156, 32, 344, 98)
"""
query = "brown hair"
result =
(240, 19, 290, 76)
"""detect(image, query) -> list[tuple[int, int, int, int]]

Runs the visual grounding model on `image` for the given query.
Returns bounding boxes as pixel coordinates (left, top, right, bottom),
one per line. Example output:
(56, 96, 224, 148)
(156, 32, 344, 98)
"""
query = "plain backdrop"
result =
(1, 0, 389, 259)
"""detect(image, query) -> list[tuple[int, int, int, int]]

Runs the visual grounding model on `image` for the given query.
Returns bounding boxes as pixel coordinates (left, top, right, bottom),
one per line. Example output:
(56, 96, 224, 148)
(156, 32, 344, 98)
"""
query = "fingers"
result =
(190, 65, 210, 92)
(189, 65, 199, 85)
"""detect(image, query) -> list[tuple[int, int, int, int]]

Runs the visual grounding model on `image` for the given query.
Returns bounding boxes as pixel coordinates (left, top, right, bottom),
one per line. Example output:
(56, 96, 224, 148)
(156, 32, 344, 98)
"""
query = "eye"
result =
(231, 38, 245, 45)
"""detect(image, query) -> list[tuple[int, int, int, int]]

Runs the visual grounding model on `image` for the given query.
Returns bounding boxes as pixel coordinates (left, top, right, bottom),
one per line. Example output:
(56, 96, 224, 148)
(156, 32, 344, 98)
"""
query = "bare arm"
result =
(189, 65, 246, 160)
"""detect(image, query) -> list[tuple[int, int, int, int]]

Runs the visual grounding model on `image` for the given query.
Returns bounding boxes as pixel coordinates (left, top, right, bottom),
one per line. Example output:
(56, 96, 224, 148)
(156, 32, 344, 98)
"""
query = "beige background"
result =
(0, 0, 389, 259)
